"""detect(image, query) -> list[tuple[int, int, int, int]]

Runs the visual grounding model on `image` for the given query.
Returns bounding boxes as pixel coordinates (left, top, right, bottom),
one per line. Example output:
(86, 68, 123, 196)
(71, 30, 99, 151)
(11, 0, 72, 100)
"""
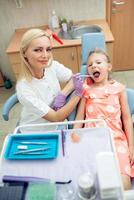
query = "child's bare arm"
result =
(71, 98, 86, 142)
(73, 98, 86, 129)
(120, 90, 134, 163)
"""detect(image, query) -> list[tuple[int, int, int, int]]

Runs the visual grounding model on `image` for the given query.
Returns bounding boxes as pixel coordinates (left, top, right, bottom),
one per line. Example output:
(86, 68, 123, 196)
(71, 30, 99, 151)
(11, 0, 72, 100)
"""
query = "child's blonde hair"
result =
(18, 28, 52, 81)
(87, 48, 111, 63)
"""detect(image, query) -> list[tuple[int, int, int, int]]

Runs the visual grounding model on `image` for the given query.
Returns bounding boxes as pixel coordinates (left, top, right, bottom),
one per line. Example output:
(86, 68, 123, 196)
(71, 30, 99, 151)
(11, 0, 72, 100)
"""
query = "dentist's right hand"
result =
(73, 73, 84, 97)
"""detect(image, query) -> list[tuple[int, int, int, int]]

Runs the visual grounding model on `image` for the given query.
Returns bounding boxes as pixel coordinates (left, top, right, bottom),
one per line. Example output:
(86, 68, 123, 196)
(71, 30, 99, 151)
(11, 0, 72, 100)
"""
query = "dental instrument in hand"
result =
(14, 147, 50, 155)
(80, 74, 93, 78)
(61, 130, 66, 156)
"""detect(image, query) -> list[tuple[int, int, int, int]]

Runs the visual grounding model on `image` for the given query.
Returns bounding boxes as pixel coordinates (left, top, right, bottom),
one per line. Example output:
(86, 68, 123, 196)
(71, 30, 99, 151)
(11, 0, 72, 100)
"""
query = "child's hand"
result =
(71, 132, 81, 143)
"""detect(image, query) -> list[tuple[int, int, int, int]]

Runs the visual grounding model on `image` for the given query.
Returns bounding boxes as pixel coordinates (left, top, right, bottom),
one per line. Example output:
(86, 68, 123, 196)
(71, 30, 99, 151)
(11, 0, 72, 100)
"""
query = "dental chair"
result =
(2, 93, 18, 121)
(80, 32, 106, 75)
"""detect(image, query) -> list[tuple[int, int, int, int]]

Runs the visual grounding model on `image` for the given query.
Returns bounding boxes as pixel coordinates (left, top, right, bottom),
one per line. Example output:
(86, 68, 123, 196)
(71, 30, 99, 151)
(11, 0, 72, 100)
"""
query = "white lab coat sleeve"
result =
(16, 83, 51, 118)
(52, 60, 73, 83)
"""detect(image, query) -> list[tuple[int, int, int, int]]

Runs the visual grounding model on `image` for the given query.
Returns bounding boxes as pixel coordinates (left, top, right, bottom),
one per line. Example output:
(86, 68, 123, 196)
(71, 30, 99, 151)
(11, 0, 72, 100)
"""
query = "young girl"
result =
(71, 49, 134, 190)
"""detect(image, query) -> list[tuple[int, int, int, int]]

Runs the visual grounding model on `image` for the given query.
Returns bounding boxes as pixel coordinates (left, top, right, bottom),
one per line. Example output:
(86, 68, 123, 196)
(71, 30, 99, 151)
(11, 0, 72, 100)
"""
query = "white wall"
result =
(0, 0, 105, 81)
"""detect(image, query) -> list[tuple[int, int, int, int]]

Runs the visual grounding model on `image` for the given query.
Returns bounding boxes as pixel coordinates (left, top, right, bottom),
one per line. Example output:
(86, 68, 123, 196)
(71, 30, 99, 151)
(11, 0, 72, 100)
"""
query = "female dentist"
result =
(16, 28, 83, 132)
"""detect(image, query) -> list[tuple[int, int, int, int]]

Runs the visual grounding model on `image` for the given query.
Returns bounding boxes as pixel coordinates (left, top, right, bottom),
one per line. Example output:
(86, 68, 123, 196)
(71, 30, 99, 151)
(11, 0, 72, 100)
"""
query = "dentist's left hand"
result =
(52, 92, 67, 111)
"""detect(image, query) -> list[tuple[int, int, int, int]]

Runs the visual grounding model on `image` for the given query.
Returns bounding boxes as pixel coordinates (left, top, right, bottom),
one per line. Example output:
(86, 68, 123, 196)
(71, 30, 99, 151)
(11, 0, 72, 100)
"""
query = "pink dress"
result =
(83, 80, 134, 177)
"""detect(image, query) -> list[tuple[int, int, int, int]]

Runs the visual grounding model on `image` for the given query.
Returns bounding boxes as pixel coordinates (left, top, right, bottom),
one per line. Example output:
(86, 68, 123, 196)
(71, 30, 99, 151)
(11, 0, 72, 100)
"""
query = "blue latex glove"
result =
(73, 73, 84, 97)
(52, 92, 67, 111)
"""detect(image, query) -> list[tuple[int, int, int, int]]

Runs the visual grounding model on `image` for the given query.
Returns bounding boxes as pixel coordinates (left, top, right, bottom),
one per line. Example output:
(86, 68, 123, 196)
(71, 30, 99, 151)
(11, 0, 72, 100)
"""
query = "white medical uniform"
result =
(16, 61, 72, 132)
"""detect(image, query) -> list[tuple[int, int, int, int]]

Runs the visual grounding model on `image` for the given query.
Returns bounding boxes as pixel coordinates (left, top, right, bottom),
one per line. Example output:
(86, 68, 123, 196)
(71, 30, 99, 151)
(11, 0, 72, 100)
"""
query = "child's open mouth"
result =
(93, 71, 100, 78)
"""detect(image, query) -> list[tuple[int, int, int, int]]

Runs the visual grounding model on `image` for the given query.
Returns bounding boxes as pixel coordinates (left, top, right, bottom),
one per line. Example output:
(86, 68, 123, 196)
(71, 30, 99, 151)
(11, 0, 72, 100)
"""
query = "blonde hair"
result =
(18, 28, 52, 81)
(87, 48, 111, 63)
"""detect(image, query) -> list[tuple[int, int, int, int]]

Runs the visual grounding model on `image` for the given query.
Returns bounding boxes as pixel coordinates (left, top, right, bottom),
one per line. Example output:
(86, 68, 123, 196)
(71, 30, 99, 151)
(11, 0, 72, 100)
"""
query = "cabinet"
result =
(8, 53, 21, 79)
(53, 46, 80, 73)
(106, 0, 134, 71)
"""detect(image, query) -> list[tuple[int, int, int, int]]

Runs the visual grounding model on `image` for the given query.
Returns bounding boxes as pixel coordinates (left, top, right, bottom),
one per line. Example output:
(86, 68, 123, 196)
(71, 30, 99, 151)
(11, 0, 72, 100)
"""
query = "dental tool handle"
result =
(3, 175, 49, 183)
(14, 147, 50, 155)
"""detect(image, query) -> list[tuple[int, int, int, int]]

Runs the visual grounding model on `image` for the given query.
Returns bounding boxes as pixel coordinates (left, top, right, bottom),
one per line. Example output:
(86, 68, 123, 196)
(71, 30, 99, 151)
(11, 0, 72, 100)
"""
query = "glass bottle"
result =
(56, 182, 76, 200)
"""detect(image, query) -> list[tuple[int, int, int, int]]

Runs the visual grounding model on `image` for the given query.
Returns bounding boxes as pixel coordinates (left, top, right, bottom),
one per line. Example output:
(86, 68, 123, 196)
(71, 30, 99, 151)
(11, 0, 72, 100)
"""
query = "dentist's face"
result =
(24, 36, 52, 71)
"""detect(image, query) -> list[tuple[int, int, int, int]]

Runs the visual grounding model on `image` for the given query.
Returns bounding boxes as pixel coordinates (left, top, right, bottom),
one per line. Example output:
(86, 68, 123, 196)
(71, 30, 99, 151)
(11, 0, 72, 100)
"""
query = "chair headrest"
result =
(82, 32, 106, 65)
